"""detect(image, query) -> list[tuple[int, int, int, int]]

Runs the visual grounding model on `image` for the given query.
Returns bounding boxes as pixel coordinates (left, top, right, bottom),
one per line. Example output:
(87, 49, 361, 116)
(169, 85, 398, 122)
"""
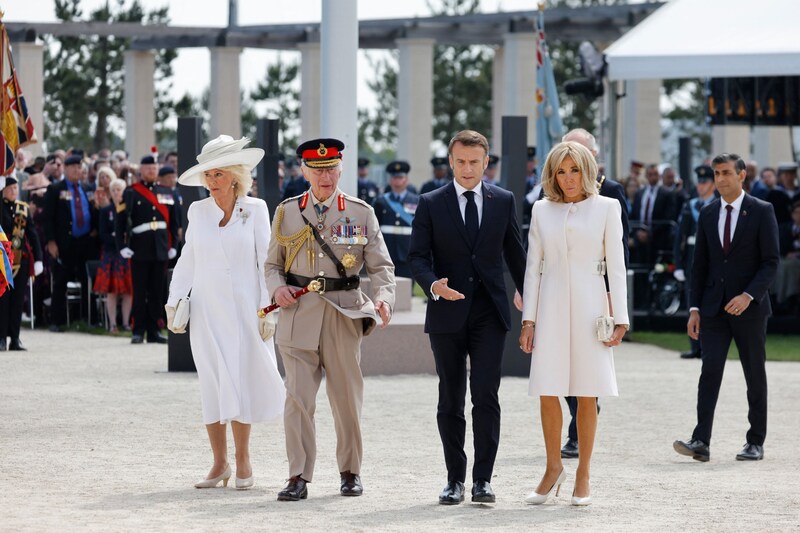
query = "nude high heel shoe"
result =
(525, 469, 566, 504)
(194, 465, 232, 489)
(235, 475, 254, 490)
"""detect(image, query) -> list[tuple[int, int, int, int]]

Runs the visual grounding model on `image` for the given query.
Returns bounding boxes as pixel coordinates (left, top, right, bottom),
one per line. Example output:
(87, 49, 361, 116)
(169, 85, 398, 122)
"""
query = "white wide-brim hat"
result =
(178, 135, 265, 186)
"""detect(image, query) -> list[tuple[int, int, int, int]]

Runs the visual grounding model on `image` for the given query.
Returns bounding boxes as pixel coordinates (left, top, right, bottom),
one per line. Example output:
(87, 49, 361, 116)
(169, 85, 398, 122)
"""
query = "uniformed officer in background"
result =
(356, 157, 380, 205)
(482, 154, 501, 186)
(373, 160, 419, 279)
(420, 157, 451, 194)
(525, 146, 538, 193)
(267, 137, 395, 502)
(0, 177, 43, 350)
(673, 165, 717, 359)
(116, 155, 180, 344)
(281, 157, 309, 201)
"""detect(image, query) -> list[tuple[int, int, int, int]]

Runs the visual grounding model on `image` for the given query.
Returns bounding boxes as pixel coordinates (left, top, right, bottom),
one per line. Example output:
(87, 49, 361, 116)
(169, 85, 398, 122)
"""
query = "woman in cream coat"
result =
(167, 135, 284, 490)
(519, 141, 629, 506)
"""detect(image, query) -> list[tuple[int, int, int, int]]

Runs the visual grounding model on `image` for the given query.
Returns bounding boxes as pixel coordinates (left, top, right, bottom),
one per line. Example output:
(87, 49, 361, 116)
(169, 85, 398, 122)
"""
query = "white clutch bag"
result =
(173, 296, 190, 330)
(596, 293, 615, 342)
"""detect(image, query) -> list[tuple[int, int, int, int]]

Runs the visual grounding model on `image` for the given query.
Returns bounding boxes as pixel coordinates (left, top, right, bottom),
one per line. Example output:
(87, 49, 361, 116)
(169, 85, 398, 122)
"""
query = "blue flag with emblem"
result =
(535, 5, 564, 177)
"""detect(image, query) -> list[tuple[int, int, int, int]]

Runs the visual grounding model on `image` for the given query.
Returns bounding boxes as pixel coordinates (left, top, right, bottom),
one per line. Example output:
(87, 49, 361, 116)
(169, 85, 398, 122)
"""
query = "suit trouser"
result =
(429, 284, 505, 483)
(51, 236, 92, 326)
(692, 312, 769, 446)
(279, 303, 364, 482)
(0, 260, 29, 340)
(130, 259, 167, 337)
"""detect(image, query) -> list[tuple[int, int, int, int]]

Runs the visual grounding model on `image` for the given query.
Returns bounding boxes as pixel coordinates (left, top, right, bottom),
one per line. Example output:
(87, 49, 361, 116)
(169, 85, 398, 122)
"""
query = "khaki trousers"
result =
(279, 303, 364, 481)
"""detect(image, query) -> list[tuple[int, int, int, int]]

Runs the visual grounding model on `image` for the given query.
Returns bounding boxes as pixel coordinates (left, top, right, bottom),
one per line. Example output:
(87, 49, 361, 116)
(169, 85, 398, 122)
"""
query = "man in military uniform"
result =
(281, 157, 309, 201)
(481, 154, 501, 186)
(356, 157, 380, 205)
(43, 154, 97, 332)
(420, 157, 451, 194)
(266, 138, 395, 501)
(116, 155, 179, 344)
(0, 177, 43, 350)
(673, 165, 717, 359)
(373, 160, 419, 279)
(525, 146, 538, 193)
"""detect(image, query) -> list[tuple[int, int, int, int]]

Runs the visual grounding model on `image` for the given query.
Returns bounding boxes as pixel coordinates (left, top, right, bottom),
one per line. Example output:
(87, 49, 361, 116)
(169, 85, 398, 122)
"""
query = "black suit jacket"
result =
(43, 179, 97, 252)
(409, 182, 526, 334)
(599, 177, 630, 267)
(690, 194, 779, 318)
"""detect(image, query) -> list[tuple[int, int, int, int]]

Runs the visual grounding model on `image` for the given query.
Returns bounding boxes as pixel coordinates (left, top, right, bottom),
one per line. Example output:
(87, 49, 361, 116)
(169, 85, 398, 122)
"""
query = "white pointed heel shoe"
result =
(235, 476, 254, 490)
(571, 490, 592, 506)
(525, 468, 566, 504)
(194, 465, 232, 489)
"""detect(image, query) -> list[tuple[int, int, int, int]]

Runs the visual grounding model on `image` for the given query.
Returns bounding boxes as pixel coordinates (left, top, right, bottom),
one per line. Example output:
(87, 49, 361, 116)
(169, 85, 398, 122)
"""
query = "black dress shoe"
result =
(48, 324, 63, 333)
(340, 471, 363, 496)
(673, 438, 710, 462)
(561, 438, 579, 458)
(471, 480, 495, 503)
(8, 338, 26, 351)
(680, 350, 702, 359)
(277, 476, 308, 501)
(131, 335, 145, 344)
(439, 480, 465, 505)
(147, 332, 168, 344)
(736, 443, 764, 461)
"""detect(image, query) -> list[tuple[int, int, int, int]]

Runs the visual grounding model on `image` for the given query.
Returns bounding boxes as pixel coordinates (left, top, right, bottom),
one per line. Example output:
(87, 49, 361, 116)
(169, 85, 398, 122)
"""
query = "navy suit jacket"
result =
(409, 182, 526, 334)
(690, 193, 779, 319)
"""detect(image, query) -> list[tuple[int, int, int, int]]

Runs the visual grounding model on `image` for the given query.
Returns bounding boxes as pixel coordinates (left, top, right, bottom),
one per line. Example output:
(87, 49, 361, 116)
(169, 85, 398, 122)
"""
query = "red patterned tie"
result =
(723, 205, 732, 255)
(73, 184, 85, 227)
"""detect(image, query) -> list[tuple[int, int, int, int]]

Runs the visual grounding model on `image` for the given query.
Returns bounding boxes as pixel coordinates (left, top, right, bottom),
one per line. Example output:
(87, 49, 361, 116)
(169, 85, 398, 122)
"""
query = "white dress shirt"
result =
(718, 190, 745, 246)
(430, 180, 484, 300)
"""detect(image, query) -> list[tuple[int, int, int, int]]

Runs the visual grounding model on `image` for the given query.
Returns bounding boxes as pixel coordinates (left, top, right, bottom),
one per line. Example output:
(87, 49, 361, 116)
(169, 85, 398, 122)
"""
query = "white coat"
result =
(522, 194, 629, 397)
(168, 196, 285, 424)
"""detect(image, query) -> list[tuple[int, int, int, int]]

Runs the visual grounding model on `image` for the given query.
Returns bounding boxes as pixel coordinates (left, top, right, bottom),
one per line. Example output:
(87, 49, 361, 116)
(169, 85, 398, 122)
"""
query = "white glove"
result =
(167, 248, 177, 260)
(165, 305, 186, 334)
(120, 247, 134, 259)
(258, 312, 276, 341)
(34, 261, 44, 276)
(673, 269, 686, 282)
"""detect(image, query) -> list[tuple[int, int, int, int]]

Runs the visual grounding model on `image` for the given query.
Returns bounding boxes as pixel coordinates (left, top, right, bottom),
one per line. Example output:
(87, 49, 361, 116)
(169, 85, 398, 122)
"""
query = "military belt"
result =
(380, 225, 413, 236)
(286, 273, 360, 294)
(132, 221, 167, 234)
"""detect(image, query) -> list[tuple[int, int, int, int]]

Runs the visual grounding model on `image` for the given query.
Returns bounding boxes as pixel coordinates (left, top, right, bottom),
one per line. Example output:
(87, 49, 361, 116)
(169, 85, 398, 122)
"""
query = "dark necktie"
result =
(464, 190, 478, 247)
(73, 184, 85, 227)
(315, 203, 328, 216)
(644, 190, 653, 225)
(391, 193, 400, 203)
(723, 204, 733, 255)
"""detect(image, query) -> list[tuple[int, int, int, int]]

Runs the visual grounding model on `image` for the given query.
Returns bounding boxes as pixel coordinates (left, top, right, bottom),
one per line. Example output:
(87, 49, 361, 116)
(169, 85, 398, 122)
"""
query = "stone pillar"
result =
(321, 0, 358, 196)
(124, 50, 155, 161)
(298, 41, 321, 141)
(711, 125, 750, 159)
(618, 79, 661, 170)
(397, 38, 434, 188)
(752, 126, 793, 166)
(501, 32, 537, 147)
(10, 42, 45, 156)
(491, 46, 505, 154)
(209, 47, 242, 138)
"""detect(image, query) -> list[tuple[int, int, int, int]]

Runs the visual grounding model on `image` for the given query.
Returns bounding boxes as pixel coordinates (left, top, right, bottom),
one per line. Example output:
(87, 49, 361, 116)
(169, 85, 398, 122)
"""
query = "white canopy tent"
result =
(605, 0, 800, 80)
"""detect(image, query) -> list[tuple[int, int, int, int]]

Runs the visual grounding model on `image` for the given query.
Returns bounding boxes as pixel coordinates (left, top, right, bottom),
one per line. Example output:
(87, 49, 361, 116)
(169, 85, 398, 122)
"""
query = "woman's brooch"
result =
(239, 207, 251, 224)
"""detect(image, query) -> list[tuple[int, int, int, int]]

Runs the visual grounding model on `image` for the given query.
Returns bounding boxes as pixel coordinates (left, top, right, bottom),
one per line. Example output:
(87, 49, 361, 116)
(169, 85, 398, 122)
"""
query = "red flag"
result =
(1, 18, 38, 175)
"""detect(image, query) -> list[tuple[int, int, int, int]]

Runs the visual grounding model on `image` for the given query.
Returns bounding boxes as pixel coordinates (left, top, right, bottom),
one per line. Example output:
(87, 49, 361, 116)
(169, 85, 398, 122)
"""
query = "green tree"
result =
(250, 56, 300, 152)
(662, 79, 711, 165)
(42, 0, 176, 153)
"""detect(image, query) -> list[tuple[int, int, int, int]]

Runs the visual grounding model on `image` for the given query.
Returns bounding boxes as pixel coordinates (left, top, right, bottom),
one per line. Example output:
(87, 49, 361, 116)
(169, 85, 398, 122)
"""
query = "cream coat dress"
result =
(522, 194, 629, 397)
(168, 196, 285, 424)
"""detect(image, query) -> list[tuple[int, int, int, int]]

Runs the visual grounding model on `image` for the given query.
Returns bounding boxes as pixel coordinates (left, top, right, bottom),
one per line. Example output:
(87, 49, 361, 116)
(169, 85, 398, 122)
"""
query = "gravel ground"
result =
(2, 329, 799, 532)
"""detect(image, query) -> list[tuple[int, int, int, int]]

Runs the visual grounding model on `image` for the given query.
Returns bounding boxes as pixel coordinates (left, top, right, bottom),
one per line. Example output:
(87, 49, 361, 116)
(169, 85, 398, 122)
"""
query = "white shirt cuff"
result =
(430, 281, 440, 301)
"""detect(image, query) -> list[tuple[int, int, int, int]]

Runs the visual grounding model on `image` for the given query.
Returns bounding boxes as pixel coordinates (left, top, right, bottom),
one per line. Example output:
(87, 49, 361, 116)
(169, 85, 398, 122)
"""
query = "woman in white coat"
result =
(519, 141, 629, 506)
(166, 135, 285, 490)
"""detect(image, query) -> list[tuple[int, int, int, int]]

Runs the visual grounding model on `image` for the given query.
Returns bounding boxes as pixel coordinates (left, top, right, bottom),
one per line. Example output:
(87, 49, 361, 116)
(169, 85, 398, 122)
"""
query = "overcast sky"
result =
(5, 0, 545, 107)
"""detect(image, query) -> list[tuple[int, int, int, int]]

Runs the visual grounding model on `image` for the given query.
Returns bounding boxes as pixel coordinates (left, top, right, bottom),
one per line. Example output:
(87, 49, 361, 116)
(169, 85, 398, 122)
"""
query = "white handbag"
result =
(596, 293, 615, 343)
(173, 295, 190, 330)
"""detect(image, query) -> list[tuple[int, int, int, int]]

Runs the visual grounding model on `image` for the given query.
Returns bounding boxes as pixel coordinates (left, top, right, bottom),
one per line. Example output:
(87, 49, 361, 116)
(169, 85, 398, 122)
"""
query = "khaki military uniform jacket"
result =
(265, 188, 396, 351)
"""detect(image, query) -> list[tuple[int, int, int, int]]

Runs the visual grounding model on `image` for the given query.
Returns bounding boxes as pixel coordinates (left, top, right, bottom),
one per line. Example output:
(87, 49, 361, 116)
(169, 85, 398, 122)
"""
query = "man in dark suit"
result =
(631, 164, 677, 264)
(674, 153, 779, 463)
(116, 155, 180, 344)
(409, 130, 526, 505)
(43, 154, 97, 332)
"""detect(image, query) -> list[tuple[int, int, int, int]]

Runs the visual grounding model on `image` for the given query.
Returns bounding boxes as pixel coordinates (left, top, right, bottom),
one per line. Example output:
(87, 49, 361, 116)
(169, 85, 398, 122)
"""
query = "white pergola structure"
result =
(9, 2, 661, 187)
